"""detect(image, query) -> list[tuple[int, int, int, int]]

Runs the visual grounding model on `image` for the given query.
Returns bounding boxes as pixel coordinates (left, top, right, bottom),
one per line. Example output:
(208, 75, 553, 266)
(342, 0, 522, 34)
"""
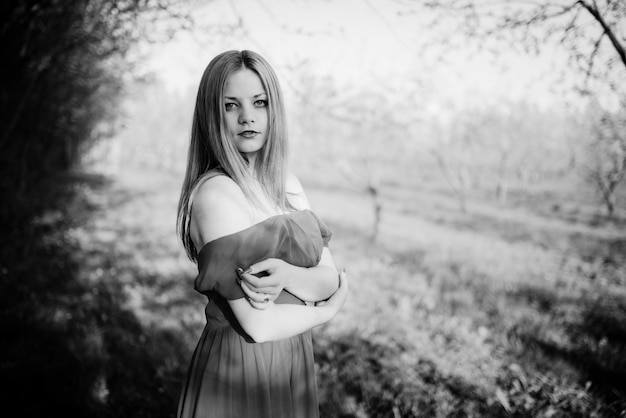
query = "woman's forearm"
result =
(285, 264, 339, 302)
(231, 269, 349, 343)
(228, 298, 336, 343)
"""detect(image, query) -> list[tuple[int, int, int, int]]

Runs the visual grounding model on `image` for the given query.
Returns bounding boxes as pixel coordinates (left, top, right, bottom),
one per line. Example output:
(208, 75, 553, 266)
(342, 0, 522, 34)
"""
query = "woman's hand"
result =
(228, 269, 349, 343)
(237, 258, 296, 309)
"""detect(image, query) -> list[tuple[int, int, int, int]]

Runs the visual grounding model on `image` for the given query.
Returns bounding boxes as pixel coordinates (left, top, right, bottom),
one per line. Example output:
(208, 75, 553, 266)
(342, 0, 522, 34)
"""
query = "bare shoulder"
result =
(286, 171, 311, 210)
(191, 175, 252, 245)
(286, 172, 304, 193)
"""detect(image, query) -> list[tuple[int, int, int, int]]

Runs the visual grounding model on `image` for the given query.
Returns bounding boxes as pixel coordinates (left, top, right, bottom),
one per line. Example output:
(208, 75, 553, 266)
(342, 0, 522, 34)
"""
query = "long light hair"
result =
(177, 50, 291, 260)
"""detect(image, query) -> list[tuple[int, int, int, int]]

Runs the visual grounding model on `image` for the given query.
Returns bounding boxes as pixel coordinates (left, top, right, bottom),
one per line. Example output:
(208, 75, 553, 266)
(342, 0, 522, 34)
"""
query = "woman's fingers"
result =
(238, 275, 280, 308)
(237, 269, 263, 290)
(245, 258, 278, 275)
(240, 280, 268, 303)
(237, 271, 260, 291)
(237, 269, 282, 295)
(247, 298, 270, 310)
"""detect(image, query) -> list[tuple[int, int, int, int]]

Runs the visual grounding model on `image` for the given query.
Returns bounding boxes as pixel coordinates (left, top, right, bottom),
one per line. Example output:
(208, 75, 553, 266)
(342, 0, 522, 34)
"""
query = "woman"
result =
(176, 50, 349, 418)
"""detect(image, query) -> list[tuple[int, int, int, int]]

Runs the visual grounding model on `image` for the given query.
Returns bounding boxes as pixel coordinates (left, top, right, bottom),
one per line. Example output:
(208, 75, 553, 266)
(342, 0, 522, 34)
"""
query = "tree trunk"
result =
(367, 185, 382, 242)
(496, 152, 510, 204)
(600, 179, 617, 218)
(433, 151, 468, 213)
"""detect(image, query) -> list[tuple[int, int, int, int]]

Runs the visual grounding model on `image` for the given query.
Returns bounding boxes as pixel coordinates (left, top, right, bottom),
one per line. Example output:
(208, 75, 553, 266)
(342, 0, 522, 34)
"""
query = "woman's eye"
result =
(225, 103, 237, 111)
(254, 100, 267, 107)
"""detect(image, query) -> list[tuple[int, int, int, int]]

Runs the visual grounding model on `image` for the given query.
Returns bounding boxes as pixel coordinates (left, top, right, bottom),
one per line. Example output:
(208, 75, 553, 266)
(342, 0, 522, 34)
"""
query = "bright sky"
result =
(145, 0, 578, 109)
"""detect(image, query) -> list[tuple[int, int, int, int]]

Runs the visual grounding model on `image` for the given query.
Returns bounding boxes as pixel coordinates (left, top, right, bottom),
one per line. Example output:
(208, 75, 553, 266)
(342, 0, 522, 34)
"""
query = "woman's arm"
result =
(238, 250, 338, 303)
(230, 270, 347, 343)
(190, 176, 348, 343)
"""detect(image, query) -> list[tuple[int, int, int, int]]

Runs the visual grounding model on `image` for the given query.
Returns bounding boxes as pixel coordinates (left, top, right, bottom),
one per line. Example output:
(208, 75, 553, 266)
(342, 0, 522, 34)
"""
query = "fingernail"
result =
(244, 268, 252, 274)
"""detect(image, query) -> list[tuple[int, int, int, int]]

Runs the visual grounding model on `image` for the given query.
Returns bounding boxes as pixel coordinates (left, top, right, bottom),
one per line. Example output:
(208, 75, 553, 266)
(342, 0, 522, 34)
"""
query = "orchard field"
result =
(4, 162, 624, 417)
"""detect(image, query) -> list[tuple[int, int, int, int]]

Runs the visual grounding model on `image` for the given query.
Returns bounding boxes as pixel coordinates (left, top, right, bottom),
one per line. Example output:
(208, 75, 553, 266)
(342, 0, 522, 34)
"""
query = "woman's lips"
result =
(239, 130, 259, 139)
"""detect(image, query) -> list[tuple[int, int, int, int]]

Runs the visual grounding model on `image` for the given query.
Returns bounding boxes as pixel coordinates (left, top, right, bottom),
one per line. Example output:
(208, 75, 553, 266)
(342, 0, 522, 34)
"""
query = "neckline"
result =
(195, 209, 313, 258)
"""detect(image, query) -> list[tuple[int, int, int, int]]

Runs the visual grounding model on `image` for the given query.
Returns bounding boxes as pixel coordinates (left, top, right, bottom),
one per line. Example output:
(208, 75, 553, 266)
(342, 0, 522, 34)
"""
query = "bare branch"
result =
(578, 0, 626, 68)
(584, 31, 606, 89)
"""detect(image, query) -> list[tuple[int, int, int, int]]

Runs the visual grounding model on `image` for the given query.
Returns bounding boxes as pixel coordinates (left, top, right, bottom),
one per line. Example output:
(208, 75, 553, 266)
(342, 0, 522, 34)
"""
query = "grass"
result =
(2, 165, 625, 417)
(306, 179, 626, 417)
(0, 172, 194, 417)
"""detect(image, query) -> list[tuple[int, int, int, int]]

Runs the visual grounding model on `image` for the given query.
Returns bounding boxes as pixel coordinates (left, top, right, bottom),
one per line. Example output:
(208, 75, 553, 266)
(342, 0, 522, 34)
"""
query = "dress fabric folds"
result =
(177, 210, 332, 418)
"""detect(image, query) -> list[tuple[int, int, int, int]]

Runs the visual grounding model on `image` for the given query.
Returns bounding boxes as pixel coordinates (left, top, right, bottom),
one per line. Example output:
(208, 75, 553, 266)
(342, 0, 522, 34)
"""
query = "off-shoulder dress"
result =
(176, 209, 332, 418)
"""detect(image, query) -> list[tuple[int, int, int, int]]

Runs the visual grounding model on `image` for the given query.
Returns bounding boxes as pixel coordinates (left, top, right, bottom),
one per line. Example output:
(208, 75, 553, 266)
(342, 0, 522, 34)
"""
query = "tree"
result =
(467, 101, 562, 204)
(427, 114, 479, 212)
(583, 105, 626, 217)
(0, 0, 190, 197)
(287, 65, 423, 242)
(413, 0, 626, 213)
(311, 89, 398, 242)
(420, 0, 626, 95)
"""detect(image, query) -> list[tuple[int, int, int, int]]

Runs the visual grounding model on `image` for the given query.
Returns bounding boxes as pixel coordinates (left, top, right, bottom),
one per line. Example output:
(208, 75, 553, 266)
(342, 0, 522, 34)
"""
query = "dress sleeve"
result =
(310, 211, 333, 247)
(194, 238, 246, 300)
(194, 212, 330, 299)
(193, 219, 292, 300)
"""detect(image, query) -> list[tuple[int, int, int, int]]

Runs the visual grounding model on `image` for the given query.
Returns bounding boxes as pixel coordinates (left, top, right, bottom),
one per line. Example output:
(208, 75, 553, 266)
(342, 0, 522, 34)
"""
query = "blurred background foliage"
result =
(2, 0, 626, 417)
(0, 0, 190, 199)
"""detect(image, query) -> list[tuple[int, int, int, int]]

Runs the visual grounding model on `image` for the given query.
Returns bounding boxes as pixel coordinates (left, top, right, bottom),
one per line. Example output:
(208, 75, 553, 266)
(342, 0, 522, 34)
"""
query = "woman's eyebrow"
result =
(224, 93, 267, 100)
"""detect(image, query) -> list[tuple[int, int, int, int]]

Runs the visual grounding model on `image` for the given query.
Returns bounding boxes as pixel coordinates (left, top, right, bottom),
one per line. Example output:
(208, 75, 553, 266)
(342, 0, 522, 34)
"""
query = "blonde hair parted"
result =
(177, 50, 291, 260)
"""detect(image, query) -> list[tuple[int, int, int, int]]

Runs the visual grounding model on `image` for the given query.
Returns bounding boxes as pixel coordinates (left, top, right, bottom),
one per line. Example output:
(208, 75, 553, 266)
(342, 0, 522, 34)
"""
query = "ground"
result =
(2, 165, 625, 417)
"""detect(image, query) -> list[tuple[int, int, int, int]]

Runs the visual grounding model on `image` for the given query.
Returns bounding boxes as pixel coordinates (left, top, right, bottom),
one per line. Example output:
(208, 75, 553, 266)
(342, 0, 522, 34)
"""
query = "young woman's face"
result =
(223, 68, 269, 160)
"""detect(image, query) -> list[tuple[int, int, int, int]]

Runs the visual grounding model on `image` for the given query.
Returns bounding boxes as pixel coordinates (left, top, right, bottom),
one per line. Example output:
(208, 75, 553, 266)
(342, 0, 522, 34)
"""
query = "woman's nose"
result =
(238, 106, 254, 124)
